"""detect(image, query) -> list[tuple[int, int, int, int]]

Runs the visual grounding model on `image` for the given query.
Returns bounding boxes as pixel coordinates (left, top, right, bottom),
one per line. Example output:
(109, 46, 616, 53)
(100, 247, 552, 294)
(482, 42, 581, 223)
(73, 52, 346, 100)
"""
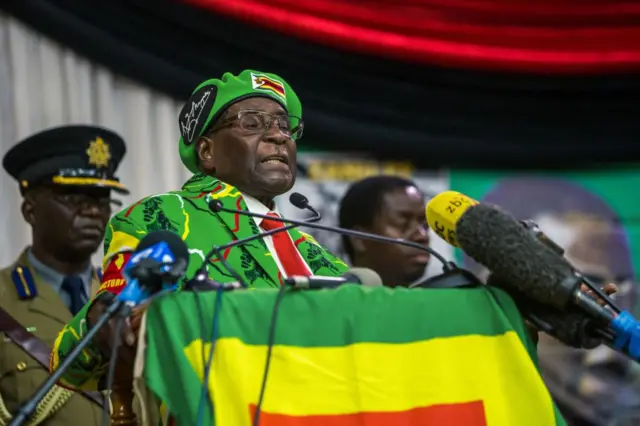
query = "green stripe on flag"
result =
(147, 286, 523, 347)
(143, 286, 567, 426)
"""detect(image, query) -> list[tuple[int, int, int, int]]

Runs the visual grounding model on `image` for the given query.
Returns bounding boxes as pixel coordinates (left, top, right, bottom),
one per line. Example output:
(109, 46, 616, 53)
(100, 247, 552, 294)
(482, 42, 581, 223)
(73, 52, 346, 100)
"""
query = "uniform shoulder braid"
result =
(10, 264, 38, 300)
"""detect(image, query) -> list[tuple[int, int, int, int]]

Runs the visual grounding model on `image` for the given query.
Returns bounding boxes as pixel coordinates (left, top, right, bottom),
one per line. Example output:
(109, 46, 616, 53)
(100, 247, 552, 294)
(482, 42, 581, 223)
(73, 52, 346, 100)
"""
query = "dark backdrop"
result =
(3, 0, 640, 169)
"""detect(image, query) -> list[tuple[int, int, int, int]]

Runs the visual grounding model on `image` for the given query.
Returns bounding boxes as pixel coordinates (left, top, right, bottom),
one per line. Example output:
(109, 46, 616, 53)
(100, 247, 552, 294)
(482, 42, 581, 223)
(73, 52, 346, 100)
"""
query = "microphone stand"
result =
(190, 194, 323, 286)
(8, 300, 129, 426)
(410, 266, 481, 289)
(10, 255, 187, 426)
(208, 199, 455, 272)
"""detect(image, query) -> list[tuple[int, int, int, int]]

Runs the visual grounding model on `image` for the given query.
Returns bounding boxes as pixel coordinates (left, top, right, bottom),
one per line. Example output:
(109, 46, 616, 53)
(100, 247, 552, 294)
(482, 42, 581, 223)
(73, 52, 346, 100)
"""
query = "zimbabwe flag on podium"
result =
(140, 286, 567, 426)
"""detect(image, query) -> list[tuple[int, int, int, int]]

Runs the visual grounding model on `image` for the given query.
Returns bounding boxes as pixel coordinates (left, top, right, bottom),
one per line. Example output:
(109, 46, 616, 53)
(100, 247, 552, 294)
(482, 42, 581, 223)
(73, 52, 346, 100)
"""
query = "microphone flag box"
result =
(124, 241, 176, 280)
(119, 241, 177, 304)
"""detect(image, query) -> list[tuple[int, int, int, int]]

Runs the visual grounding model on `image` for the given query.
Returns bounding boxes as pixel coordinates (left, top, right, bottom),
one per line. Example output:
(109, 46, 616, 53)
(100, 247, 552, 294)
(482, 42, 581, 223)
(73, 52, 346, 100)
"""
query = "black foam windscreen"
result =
(136, 230, 190, 266)
(456, 203, 576, 311)
(289, 192, 309, 209)
(487, 273, 602, 349)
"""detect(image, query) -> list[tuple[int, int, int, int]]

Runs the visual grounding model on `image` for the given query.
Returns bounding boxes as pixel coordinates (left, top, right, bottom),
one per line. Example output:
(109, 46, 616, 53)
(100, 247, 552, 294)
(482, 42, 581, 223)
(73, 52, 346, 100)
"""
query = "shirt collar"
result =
(241, 192, 280, 226)
(26, 247, 93, 294)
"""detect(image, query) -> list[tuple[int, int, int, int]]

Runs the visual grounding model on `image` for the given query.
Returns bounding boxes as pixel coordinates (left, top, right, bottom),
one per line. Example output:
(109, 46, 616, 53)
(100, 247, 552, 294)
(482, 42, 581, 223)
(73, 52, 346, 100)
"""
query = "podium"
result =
(130, 286, 563, 426)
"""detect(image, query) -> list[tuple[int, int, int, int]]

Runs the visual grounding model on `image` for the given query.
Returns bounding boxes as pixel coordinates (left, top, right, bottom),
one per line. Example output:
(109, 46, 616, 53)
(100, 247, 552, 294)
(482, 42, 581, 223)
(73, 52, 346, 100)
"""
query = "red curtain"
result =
(184, 0, 640, 74)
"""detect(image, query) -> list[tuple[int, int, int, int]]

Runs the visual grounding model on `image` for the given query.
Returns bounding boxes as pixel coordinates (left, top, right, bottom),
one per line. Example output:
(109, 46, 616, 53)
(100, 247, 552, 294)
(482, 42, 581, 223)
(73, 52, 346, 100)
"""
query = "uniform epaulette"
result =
(11, 264, 37, 299)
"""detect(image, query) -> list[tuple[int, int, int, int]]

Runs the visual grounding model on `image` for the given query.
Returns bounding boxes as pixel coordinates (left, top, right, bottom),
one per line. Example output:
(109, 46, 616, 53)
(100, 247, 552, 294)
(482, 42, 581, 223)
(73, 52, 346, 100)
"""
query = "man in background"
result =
(464, 178, 640, 426)
(0, 125, 128, 425)
(338, 175, 431, 287)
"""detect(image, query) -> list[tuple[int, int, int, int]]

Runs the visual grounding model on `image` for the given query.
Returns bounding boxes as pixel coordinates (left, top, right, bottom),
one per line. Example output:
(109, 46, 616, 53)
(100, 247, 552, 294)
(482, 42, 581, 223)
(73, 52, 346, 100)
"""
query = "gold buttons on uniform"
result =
(16, 361, 27, 372)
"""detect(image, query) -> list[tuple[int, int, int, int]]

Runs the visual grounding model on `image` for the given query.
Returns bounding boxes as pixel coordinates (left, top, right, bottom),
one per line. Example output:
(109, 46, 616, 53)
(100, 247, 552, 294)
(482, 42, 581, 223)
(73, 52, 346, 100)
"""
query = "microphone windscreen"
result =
(487, 273, 602, 349)
(343, 268, 383, 287)
(208, 199, 223, 212)
(289, 192, 309, 209)
(137, 230, 190, 265)
(456, 203, 575, 310)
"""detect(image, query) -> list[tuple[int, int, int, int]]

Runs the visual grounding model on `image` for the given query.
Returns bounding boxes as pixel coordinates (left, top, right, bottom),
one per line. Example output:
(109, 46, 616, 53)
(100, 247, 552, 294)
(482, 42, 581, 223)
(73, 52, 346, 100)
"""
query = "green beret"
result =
(178, 69, 302, 174)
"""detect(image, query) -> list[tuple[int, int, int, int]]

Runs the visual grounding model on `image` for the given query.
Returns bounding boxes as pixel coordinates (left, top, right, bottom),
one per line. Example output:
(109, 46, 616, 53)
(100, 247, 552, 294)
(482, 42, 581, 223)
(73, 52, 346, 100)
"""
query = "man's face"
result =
(537, 214, 618, 286)
(359, 186, 430, 286)
(24, 186, 112, 262)
(201, 97, 298, 199)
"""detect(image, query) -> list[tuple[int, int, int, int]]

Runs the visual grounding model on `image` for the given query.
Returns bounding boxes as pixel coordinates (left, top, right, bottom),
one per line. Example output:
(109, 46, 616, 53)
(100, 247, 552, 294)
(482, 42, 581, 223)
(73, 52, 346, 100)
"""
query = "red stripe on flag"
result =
(249, 401, 487, 426)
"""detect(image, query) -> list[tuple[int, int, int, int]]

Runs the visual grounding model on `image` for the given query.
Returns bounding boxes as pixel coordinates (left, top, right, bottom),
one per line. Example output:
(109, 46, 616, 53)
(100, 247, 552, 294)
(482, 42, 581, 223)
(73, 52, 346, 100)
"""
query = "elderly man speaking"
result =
(50, 71, 348, 397)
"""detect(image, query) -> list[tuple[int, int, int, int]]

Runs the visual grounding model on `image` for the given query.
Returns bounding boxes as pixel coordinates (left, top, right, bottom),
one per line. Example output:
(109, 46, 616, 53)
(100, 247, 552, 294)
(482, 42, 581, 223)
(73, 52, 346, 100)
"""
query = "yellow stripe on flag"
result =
(184, 332, 556, 426)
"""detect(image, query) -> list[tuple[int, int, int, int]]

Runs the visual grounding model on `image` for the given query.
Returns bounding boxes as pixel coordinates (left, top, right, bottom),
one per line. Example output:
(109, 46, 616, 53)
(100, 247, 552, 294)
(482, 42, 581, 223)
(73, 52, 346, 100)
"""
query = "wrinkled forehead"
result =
(379, 186, 425, 214)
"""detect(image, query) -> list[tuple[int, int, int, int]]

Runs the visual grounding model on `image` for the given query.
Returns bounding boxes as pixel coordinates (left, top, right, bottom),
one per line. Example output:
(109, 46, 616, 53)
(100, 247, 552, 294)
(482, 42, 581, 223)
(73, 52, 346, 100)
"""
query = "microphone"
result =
(189, 192, 322, 288)
(487, 272, 603, 349)
(425, 191, 616, 316)
(8, 231, 189, 426)
(410, 211, 599, 347)
(208, 198, 453, 271)
(183, 274, 246, 292)
(519, 219, 565, 256)
(285, 267, 383, 289)
(117, 230, 189, 313)
(289, 191, 320, 218)
(426, 191, 640, 359)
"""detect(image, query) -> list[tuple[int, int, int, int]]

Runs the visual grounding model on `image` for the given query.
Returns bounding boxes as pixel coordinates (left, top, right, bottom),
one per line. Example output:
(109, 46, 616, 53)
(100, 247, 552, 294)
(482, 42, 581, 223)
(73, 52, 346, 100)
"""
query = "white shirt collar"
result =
(241, 192, 279, 226)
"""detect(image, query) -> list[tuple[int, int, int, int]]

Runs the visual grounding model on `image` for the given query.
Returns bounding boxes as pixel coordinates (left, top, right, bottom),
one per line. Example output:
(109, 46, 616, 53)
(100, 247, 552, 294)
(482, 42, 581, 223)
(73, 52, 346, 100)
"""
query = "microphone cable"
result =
(521, 219, 621, 314)
(252, 269, 384, 426)
(194, 192, 321, 426)
(252, 283, 288, 426)
(195, 192, 322, 286)
(249, 194, 320, 426)
(206, 193, 454, 426)
(100, 290, 179, 426)
(195, 286, 224, 426)
(100, 259, 187, 426)
(208, 199, 453, 271)
(101, 311, 127, 426)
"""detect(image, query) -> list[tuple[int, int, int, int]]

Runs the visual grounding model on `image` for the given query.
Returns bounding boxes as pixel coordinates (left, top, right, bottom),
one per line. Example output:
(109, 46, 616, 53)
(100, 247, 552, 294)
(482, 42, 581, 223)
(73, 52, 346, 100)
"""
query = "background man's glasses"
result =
(49, 192, 122, 211)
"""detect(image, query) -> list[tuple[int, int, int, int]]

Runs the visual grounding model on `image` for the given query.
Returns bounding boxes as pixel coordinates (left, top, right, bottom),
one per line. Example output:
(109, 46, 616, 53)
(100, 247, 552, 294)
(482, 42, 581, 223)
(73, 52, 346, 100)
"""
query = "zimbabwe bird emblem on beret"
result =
(251, 73, 286, 103)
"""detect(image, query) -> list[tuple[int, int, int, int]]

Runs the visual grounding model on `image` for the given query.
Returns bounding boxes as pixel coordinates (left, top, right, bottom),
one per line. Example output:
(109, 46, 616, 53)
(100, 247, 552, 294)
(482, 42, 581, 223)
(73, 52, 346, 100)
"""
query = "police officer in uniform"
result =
(0, 125, 129, 426)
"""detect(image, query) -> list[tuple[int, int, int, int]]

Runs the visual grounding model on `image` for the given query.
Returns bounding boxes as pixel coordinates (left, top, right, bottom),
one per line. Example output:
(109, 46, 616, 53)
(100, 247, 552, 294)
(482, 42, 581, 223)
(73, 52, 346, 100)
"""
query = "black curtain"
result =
(3, 0, 640, 169)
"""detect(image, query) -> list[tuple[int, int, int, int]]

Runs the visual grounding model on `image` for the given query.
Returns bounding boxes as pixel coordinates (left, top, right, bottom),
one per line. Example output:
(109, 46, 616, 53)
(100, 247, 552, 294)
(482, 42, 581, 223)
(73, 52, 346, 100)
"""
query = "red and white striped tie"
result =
(260, 212, 311, 278)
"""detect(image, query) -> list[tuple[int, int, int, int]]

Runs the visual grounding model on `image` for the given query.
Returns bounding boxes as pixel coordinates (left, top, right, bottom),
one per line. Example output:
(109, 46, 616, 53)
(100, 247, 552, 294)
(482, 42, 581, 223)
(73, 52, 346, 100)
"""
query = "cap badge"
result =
(251, 73, 286, 103)
(86, 137, 111, 168)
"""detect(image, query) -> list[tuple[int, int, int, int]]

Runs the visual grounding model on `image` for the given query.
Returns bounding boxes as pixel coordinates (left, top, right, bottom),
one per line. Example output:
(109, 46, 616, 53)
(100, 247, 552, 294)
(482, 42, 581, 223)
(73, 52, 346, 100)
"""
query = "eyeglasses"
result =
(51, 192, 122, 212)
(210, 110, 304, 139)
